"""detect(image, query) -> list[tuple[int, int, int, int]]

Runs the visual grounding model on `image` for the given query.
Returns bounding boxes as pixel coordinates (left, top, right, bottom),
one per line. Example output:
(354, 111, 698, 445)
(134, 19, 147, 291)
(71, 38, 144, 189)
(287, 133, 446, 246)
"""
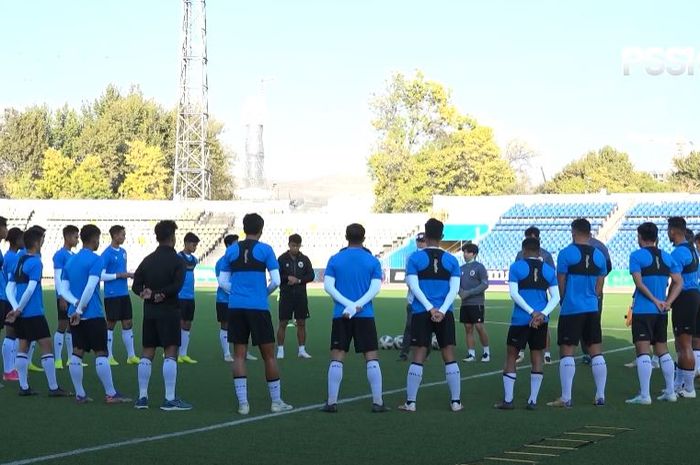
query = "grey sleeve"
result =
(470, 264, 489, 294)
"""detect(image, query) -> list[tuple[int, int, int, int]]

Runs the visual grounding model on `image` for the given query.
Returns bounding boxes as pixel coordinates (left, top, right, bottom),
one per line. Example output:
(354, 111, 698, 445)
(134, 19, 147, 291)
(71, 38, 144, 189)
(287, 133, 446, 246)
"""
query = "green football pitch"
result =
(2, 289, 699, 465)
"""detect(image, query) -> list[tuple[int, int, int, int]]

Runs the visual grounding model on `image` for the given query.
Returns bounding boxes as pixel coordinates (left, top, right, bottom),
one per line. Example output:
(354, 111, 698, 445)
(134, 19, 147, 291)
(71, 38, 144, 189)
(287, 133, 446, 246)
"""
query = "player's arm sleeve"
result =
(5, 281, 18, 309)
(406, 275, 433, 312)
(508, 281, 535, 314)
(471, 265, 490, 294)
(323, 275, 354, 307)
(59, 277, 79, 306)
(217, 271, 232, 293)
(131, 262, 144, 295)
(101, 270, 117, 281)
(354, 278, 382, 308)
(159, 262, 186, 297)
(301, 257, 315, 284)
(277, 256, 288, 281)
(542, 285, 560, 316)
(76, 276, 100, 313)
(631, 272, 659, 303)
(14, 281, 38, 313)
(53, 268, 62, 295)
(438, 276, 461, 314)
(267, 269, 281, 294)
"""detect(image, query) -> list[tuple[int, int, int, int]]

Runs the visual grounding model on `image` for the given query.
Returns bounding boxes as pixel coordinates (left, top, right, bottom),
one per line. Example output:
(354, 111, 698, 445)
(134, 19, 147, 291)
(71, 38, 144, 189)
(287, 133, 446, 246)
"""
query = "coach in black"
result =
(276, 234, 315, 359)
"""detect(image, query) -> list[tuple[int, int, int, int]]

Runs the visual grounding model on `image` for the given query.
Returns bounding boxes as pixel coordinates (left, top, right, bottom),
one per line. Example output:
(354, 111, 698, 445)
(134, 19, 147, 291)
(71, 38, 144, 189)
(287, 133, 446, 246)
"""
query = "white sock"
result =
(163, 357, 177, 401)
(468, 349, 475, 357)
(445, 361, 461, 402)
(545, 351, 551, 358)
(277, 346, 285, 356)
(636, 354, 652, 398)
(675, 363, 683, 390)
(69, 355, 86, 397)
(96, 356, 117, 397)
(327, 360, 343, 404)
(65, 332, 73, 357)
(122, 329, 135, 358)
(27, 341, 36, 363)
(591, 355, 607, 400)
(529, 372, 543, 404)
(2, 338, 15, 372)
(268, 378, 281, 403)
(659, 353, 675, 394)
(16, 353, 29, 390)
(366, 360, 383, 405)
(53, 332, 64, 361)
(137, 358, 152, 399)
(694, 350, 700, 374)
(179, 330, 190, 357)
(234, 377, 248, 405)
(219, 329, 230, 357)
(503, 372, 516, 402)
(41, 354, 58, 390)
(560, 356, 576, 402)
(482, 346, 490, 356)
(406, 363, 423, 403)
(107, 330, 114, 359)
(683, 369, 695, 392)
(298, 345, 306, 354)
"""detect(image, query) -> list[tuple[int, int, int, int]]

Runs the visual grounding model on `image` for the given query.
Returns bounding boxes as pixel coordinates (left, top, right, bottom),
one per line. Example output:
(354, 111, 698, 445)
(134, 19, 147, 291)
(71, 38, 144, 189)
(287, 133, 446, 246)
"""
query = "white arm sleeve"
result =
(76, 276, 100, 312)
(406, 275, 433, 312)
(267, 269, 281, 295)
(59, 278, 79, 306)
(323, 276, 354, 307)
(217, 271, 232, 293)
(438, 276, 461, 314)
(542, 285, 560, 317)
(15, 281, 38, 313)
(5, 282, 19, 309)
(53, 269, 62, 295)
(509, 282, 535, 315)
(354, 278, 382, 308)
(101, 271, 117, 281)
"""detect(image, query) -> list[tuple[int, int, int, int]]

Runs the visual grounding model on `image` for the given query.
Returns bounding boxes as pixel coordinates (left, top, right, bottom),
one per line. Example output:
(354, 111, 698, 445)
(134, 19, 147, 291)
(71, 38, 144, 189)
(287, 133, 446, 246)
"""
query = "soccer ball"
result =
(393, 335, 404, 349)
(379, 335, 394, 350)
(431, 335, 439, 350)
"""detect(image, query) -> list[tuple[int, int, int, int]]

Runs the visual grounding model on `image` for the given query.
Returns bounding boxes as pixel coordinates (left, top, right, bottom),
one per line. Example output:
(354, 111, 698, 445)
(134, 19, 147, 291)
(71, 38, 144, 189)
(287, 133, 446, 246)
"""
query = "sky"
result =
(1, 0, 699, 184)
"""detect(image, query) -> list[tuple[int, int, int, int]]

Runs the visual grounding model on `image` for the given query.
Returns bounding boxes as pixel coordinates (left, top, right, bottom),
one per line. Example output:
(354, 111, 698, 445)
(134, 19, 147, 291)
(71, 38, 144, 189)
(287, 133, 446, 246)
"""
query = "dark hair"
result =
(345, 223, 365, 244)
(637, 222, 658, 243)
(685, 228, 694, 242)
(154, 220, 178, 243)
(522, 237, 541, 254)
(63, 225, 79, 238)
(668, 216, 686, 231)
(424, 218, 444, 241)
(289, 233, 302, 244)
(0, 216, 7, 228)
(243, 213, 264, 235)
(80, 224, 101, 243)
(462, 243, 478, 255)
(109, 225, 125, 238)
(184, 232, 200, 244)
(694, 232, 700, 243)
(6, 227, 23, 247)
(23, 227, 44, 250)
(223, 234, 239, 247)
(524, 226, 540, 239)
(28, 225, 46, 234)
(571, 218, 591, 235)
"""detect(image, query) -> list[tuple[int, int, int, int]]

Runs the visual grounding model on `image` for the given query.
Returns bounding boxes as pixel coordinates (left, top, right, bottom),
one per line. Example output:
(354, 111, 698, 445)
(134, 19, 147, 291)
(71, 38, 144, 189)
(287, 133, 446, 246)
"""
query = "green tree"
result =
(669, 151, 700, 192)
(540, 146, 668, 193)
(50, 105, 83, 158)
(35, 148, 75, 198)
(119, 140, 171, 200)
(72, 154, 112, 199)
(208, 121, 235, 200)
(0, 106, 50, 179)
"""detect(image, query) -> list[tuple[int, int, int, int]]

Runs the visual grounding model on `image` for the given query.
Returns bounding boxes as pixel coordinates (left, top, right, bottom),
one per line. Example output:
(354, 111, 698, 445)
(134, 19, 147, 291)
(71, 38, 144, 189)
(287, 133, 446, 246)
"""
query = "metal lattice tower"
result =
(244, 123, 265, 188)
(173, 0, 210, 200)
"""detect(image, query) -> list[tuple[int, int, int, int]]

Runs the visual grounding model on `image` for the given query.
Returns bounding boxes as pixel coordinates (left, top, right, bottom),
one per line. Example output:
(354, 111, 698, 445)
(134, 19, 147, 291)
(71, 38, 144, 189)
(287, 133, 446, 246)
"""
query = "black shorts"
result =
(228, 310, 275, 346)
(671, 290, 700, 336)
(632, 313, 668, 344)
(0, 300, 9, 330)
(410, 311, 456, 348)
(216, 302, 228, 323)
(142, 313, 181, 348)
(278, 293, 310, 321)
(460, 305, 485, 324)
(507, 323, 548, 351)
(14, 315, 51, 342)
(104, 296, 133, 322)
(557, 312, 602, 346)
(330, 317, 378, 353)
(57, 298, 69, 321)
(179, 299, 196, 321)
(72, 318, 108, 353)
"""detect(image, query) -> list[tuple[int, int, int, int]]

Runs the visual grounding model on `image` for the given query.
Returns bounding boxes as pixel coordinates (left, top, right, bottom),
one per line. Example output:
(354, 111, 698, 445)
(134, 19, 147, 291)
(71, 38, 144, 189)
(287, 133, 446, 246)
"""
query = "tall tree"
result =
(669, 150, 700, 191)
(504, 139, 538, 194)
(119, 141, 171, 200)
(72, 154, 112, 199)
(0, 106, 50, 179)
(35, 148, 75, 198)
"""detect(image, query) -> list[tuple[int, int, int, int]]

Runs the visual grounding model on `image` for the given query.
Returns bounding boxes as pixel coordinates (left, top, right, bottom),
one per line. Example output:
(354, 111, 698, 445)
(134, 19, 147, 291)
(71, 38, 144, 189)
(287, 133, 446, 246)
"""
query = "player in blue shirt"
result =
(215, 234, 238, 362)
(5, 226, 70, 397)
(177, 232, 200, 364)
(547, 218, 608, 408)
(0, 217, 8, 381)
(495, 238, 559, 410)
(668, 216, 699, 398)
(321, 223, 385, 413)
(102, 225, 137, 366)
(399, 218, 462, 413)
(2, 227, 23, 382)
(217, 213, 292, 415)
(625, 222, 683, 405)
(60, 224, 131, 404)
(51, 225, 79, 370)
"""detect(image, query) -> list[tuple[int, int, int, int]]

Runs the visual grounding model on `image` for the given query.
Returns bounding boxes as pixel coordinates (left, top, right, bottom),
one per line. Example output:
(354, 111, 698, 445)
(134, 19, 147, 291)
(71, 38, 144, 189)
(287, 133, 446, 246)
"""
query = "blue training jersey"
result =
(64, 249, 105, 319)
(2, 250, 19, 286)
(325, 247, 383, 319)
(406, 248, 461, 314)
(177, 252, 198, 300)
(9, 254, 44, 318)
(101, 246, 129, 298)
(671, 242, 699, 292)
(52, 247, 74, 296)
(508, 258, 557, 326)
(630, 247, 680, 314)
(222, 239, 279, 311)
(215, 255, 228, 303)
(557, 243, 607, 315)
